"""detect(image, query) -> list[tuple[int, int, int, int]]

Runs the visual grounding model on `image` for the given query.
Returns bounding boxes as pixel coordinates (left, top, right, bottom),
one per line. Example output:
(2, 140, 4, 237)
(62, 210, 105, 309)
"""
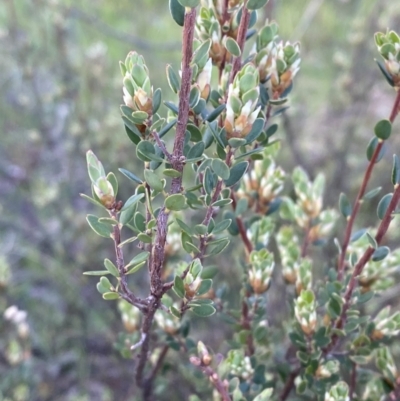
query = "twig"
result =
(190, 357, 232, 401)
(109, 209, 148, 311)
(230, 191, 253, 254)
(300, 221, 311, 258)
(142, 345, 169, 400)
(337, 89, 400, 280)
(349, 361, 357, 400)
(279, 367, 301, 401)
(152, 130, 173, 162)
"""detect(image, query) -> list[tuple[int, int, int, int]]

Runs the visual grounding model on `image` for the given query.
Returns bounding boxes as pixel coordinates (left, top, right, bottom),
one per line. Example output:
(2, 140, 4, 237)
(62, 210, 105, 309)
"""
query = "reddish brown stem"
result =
(300, 221, 311, 258)
(279, 367, 301, 401)
(337, 89, 400, 280)
(349, 362, 357, 400)
(191, 358, 232, 401)
(230, 191, 253, 254)
(327, 184, 400, 353)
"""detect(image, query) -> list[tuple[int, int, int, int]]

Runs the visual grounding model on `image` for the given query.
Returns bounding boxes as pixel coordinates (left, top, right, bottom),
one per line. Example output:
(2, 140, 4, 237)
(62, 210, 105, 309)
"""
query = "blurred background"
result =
(1, 0, 400, 400)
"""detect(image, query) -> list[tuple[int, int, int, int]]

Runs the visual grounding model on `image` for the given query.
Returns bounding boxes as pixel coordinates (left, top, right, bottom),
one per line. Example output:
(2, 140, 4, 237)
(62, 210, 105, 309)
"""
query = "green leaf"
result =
(97, 276, 112, 294)
(212, 219, 232, 234)
(104, 259, 119, 277)
(80, 193, 105, 209)
(189, 86, 200, 109)
(187, 123, 203, 142)
(118, 168, 143, 184)
(102, 292, 119, 300)
(372, 246, 390, 262)
(121, 193, 145, 212)
(196, 279, 212, 296)
(119, 204, 136, 225)
(206, 104, 226, 122)
(377, 193, 393, 220)
(392, 155, 400, 185)
(212, 159, 230, 180)
(374, 119, 392, 140)
(159, 118, 177, 138)
(152, 88, 162, 114)
(170, 306, 181, 318)
(366, 136, 385, 163)
(193, 39, 212, 66)
(252, 388, 273, 401)
(266, 123, 278, 138)
(191, 304, 216, 317)
(106, 172, 118, 197)
(366, 232, 377, 249)
(235, 147, 264, 160)
(173, 275, 185, 299)
(245, 118, 264, 144)
(126, 261, 146, 275)
(339, 192, 352, 218)
(224, 37, 241, 57)
(137, 140, 157, 162)
(83, 270, 110, 276)
(375, 59, 395, 87)
(350, 228, 367, 242)
(134, 211, 146, 232)
(178, 0, 199, 7)
(131, 110, 148, 125)
(86, 215, 113, 238)
(144, 169, 164, 191)
(363, 186, 382, 200)
(163, 168, 182, 178)
(137, 233, 152, 243)
(164, 101, 179, 115)
(212, 198, 233, 207)
(247, 0, 269, 10)
(206, 238, 230, 256)
(166, 64, 181, 93)
(175, 218, 193, 235)
(123, 122, 141, 145)
(224, 162, 248, 187)
(165, 194, 187, 211)
(187, 141, 205, 160)
(169, 0, 185, 26)
(125, 251, 150, 269)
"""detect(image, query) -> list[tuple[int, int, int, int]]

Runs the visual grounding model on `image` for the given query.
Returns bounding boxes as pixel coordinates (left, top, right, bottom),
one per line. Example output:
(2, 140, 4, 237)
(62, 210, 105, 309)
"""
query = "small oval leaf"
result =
(374, 119, 392, 140)
(377, 193, 393, 220)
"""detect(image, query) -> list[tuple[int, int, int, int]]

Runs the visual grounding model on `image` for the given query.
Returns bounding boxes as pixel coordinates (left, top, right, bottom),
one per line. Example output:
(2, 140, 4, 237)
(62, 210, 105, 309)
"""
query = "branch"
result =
(152, 7, 197, 296)
(279, 367, 301, 401)
(230, 191, 253, 254)
(337, 89, 400, 280)
(135, 8, 197, 394)
(327, 183, 400, 353)
(109, 209, 148, 311)
(229, 1, 250, 84)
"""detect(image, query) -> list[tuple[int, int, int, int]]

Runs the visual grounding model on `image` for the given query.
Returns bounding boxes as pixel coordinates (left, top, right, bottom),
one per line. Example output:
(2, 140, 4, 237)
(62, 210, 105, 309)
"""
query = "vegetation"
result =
(2, 1, 400, 400)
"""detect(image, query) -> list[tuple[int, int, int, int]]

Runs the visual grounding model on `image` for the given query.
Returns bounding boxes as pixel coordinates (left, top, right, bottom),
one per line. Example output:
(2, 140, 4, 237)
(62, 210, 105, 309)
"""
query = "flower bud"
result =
(294, 290, 317, 335)
(224, 63, 260, 138)
(248, 249, 275, 294)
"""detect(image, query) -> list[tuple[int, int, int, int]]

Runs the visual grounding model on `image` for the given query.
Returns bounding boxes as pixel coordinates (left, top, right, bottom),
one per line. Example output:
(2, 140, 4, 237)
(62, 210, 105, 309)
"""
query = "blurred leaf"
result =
(169, 0, 185, 26)
(377, 193, 393, 220)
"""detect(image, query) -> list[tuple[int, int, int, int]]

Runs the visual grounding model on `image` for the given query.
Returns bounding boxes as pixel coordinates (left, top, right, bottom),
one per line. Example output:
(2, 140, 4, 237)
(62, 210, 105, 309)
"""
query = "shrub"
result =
(83, 1, 400, 400)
